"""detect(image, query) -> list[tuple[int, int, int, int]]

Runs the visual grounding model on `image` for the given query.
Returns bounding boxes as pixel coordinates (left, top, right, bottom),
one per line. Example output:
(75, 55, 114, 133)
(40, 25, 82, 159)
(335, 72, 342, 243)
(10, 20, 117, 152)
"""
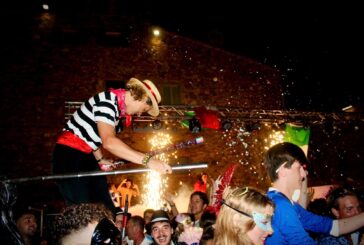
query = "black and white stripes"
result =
(64, 91, 120, 150)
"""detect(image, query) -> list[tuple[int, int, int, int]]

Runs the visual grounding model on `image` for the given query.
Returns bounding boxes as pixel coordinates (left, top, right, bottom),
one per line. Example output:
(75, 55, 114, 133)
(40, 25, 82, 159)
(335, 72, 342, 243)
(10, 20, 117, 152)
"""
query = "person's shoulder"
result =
(141, 235, 154, 245)
(95, 91, 117, 102)
(92, 93, 117, 111)
(267, 191, 290, 203)
(269, 193, 295, 215)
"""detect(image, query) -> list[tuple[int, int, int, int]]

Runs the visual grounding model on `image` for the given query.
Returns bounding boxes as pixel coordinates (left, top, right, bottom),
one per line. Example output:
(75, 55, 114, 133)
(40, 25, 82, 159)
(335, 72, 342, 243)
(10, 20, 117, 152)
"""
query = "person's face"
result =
(125, 181, 132, 188)
(126, 97, 152, 116)
(144, 212, 153, 224)
(285, 161, 307, 191)
(151, 221, 173, 245)
(246, 205, 274, 245)
(126, 220, 137, 240)
(333, 195, 362, 219)
(115, 214, 123, 231)
(16, 214, 37, 237)
(189, 195, 207, 216)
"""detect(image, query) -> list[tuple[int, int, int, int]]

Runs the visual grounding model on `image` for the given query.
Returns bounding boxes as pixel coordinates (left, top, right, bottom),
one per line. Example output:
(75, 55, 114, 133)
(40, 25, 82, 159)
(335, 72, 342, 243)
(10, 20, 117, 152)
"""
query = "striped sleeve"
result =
(64, 92, 119, 150)
(93, 92, 118, 126)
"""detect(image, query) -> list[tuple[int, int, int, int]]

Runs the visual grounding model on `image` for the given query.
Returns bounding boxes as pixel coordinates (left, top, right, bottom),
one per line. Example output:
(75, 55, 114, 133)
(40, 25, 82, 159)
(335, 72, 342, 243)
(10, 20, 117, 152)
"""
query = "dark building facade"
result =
(1, 8, 363, 211)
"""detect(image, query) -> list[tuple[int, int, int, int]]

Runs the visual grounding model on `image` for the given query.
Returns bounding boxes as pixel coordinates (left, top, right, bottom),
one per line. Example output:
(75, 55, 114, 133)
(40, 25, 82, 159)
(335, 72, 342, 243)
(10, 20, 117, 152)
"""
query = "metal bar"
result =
(64, 103, 364, 122)
(2, 163, 208, 184)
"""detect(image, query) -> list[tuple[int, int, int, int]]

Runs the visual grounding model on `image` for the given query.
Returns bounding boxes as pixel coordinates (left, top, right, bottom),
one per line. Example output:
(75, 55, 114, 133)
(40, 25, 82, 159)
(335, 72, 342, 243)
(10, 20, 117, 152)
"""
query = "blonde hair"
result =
(126, 81, 148, 102)
(213, 187, 273, 245)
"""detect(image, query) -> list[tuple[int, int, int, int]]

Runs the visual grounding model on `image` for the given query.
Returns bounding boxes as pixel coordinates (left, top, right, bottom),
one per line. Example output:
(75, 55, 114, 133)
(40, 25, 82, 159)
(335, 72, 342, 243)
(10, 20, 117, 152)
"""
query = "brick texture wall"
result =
(1, 24, 285, 208)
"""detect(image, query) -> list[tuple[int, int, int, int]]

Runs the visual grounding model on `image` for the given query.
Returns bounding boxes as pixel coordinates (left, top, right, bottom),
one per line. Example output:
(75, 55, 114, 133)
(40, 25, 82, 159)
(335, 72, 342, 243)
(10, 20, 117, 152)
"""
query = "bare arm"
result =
(98, 122, 146, 164)
(92, 146, 117, 171)
(109, 184, 117, 193)
(97, 121, 172, 174)
(92, 148, 103, 161)
(169, 203, 179, 218)
(337, 212, 364, 236)
(164, 192, 179, 217)
(208, 177, 215, 204)
(132, 184, 140, 197)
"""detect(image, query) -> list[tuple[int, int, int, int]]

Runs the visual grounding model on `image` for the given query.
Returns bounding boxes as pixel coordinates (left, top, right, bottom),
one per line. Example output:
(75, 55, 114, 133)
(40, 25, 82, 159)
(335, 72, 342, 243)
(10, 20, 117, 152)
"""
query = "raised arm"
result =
(164, 192, 179, 217)
(298, 173, 313, 209)
(131, 183, 140, 197)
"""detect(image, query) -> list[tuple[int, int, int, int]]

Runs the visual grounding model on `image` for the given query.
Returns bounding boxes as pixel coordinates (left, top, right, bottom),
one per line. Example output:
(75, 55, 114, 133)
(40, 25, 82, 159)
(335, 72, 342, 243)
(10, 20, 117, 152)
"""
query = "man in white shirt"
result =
(317, 187, 363, 245)
(124, 215, 153, 245)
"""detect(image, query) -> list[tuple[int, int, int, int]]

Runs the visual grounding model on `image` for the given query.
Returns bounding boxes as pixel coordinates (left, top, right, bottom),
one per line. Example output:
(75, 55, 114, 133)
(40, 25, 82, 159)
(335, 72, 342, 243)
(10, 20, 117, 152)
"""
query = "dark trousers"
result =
(52, 144, 115, 212)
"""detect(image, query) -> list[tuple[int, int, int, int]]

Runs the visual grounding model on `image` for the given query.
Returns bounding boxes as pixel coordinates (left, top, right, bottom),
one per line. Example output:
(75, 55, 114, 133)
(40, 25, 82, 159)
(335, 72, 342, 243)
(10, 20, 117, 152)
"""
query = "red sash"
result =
(56, 131, 93, 153)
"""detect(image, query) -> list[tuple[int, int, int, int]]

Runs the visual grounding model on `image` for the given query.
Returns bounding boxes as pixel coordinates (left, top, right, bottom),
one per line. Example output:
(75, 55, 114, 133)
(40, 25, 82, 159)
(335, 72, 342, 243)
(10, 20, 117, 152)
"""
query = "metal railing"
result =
(65, 102, 364, 124)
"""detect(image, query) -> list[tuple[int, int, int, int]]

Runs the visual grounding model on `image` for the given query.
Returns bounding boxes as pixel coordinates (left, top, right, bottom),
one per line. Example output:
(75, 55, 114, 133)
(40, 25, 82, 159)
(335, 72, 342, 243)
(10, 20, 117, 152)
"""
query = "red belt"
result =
(56, 131, 93, 154)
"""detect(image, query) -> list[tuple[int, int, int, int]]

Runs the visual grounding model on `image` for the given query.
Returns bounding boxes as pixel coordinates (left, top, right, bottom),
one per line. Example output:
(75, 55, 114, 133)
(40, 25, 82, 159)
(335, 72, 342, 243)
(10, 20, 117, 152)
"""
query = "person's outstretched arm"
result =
(334, 212, 364, 236)
(97, 122, 172, 174)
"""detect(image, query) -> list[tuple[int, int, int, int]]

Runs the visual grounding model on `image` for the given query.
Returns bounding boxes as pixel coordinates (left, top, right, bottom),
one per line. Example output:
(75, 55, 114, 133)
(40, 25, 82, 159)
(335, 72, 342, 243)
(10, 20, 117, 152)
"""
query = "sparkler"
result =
(99, 136, 204, 171)
(143, 132, 172, 210)
(143, 135, 204, 210)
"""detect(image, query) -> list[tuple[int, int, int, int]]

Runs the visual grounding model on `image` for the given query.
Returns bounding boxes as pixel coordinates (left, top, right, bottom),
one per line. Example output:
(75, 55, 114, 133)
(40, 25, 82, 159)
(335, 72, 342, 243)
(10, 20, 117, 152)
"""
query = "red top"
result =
(194, 181, 207, 193)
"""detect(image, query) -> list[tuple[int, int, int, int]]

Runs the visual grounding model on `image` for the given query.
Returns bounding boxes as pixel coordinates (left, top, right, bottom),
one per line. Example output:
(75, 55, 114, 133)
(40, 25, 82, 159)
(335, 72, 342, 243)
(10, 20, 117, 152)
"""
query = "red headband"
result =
(142, 81, 158, 103)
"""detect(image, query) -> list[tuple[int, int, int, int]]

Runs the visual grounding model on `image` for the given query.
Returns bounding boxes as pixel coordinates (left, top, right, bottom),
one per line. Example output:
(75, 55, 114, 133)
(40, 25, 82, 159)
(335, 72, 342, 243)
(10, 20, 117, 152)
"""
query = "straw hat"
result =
(128, 78, 161, 117)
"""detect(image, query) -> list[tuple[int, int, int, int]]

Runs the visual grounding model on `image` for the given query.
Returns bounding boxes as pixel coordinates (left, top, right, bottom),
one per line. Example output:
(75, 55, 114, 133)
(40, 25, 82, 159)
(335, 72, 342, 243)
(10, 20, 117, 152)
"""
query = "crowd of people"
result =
(7, 143, 364, 245)
(4, 77, 364, 244)
(11, 174, 364, 244)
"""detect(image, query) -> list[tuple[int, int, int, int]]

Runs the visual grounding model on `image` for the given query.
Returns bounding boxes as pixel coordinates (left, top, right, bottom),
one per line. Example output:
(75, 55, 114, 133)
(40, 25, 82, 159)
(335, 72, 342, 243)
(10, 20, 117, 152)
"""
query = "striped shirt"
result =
(64, 91, 120, 150)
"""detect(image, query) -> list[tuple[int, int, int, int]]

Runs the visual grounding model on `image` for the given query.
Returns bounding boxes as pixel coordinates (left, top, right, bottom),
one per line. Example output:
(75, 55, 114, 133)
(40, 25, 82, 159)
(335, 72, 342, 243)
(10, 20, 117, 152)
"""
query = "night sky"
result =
(2, 1, 363, 112)
(140, 1, 363, 112)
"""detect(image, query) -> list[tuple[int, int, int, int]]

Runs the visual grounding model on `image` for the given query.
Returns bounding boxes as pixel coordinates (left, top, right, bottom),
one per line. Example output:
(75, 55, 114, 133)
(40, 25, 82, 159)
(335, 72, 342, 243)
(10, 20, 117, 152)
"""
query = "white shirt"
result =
(124, 235, 153, 245)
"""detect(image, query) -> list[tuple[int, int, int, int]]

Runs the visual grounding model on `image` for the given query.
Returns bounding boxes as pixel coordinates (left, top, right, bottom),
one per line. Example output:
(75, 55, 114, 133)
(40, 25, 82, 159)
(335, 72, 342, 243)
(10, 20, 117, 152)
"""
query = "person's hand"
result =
(163, 192, 175, 205)
(147, 158, 172, 174)
(307, 187, 315, 201)
(98, 158, 117, 171)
